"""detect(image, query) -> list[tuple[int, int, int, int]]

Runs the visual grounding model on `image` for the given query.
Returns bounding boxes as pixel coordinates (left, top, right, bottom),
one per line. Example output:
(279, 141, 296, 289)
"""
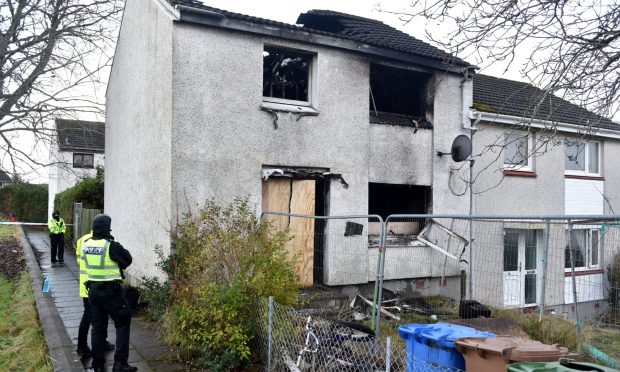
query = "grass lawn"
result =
(0, 225, 52, 371)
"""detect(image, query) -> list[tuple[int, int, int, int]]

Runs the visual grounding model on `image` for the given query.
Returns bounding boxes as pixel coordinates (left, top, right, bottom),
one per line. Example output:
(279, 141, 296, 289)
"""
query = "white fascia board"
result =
(473, 110, 620, 140)
(153, 0, 180, 20)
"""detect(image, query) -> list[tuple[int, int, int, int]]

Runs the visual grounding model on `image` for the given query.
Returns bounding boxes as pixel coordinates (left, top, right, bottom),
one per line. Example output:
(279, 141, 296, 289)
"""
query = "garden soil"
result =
(0, 235, 26, 282)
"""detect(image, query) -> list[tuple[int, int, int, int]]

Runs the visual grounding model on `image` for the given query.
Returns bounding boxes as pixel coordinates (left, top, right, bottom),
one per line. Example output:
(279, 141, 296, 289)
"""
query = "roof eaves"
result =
(474, 110, 620, 138)
(174, 4, 474, 74)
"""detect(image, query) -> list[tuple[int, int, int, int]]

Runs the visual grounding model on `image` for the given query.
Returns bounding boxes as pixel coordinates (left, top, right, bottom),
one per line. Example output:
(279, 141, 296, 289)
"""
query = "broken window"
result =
(369, 64, 431, 120)
(368, 183, 431, 219)
(263, 46, 311, 103)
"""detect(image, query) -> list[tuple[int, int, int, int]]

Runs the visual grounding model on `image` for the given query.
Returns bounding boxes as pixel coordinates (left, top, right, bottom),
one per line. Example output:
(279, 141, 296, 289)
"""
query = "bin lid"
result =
(399, 323, 496, 348)
(455, 337, 569, 362)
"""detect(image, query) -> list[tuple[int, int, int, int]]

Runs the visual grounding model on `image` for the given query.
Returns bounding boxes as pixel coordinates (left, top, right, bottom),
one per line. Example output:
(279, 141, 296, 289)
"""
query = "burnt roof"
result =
(473, 74, 619, 130)
(0, 169, 11, 183)
(297, 10, 469, 67)
(171, 1, 471, 70)
(56, 119, 105, 153)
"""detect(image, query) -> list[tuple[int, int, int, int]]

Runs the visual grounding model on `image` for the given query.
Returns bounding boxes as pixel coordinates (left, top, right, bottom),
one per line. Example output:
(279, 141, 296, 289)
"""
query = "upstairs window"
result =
(504, 132, 533, 171)
(565, 140, 600, 176)
(263, 46, 312, 105)
(369, 64, 431, 122)
(73, 153, 94, 168)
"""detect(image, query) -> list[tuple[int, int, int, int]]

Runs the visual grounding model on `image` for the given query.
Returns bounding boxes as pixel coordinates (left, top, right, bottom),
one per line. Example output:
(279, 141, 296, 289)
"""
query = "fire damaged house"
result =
(107, 0, 620, 320)
(106, 0, 475, 288)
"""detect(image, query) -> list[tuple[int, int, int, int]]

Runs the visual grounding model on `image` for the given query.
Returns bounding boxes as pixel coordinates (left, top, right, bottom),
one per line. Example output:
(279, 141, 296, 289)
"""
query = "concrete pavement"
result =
(22, 227, 183, 372)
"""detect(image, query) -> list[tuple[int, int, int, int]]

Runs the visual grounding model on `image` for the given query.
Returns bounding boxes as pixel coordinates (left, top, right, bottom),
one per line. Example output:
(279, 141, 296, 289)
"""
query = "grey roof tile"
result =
(473, 74, 619, 130)
(56, 119, 105, 152)
(0, 169, 11, 183)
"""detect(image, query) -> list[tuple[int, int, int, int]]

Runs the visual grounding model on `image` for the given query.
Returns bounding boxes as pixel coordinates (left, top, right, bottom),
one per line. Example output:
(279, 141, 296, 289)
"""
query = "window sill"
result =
(564, 268, 603, 277)
(504, 170, 536, 178)
(72, 165, 94, 169)
(564, 174, 604, 181)
(260, 101, 318, 116)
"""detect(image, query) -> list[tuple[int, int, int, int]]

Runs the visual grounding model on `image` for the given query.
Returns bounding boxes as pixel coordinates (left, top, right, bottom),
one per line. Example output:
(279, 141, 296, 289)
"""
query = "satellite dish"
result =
(437, 134, 472, 162)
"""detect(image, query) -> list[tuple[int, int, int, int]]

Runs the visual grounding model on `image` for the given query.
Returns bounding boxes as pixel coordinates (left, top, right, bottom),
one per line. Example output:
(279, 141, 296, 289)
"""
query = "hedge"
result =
(54, 167, 104, 243)
(0, 183, 48, 222)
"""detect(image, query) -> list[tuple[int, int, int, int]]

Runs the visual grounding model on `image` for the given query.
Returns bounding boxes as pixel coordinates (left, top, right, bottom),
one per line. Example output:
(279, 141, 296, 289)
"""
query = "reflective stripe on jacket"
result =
(82, 238, 122, 282)
(48, 218, 66, 234)
(76, 232, 93, 297)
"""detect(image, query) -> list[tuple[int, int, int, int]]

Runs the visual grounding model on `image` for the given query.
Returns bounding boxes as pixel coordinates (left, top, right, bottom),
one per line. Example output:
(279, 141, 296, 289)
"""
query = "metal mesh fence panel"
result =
(379, 215, 620, 368)
(256, 213, 620, 368)
(261, 213, 384, 288)
(248, 297, 464, 371)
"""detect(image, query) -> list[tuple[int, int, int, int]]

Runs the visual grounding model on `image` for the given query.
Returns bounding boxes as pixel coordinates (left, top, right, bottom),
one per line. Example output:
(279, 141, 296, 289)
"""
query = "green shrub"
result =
(144, 197, 298, 371)
(0, 182, 47, 222)
(139, 246, 173, 321)
(608, 252, 620, 323)
(54, 166, 104, 242)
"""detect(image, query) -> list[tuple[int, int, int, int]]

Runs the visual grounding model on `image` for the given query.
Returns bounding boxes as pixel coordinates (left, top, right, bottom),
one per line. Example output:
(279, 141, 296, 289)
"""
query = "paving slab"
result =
(22, 227, 182, 371)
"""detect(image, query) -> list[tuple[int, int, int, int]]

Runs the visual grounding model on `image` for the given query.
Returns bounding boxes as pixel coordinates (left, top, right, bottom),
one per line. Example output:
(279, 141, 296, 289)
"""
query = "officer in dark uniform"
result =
(82, 215, 137, 372)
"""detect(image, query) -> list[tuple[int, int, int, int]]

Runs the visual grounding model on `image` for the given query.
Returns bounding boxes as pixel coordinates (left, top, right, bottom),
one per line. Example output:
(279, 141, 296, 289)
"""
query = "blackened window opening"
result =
(368, 183, 431, 220)
(369, 64, 430, 117)
(263, 46, 310, 102)
(314, 180, 328, 284)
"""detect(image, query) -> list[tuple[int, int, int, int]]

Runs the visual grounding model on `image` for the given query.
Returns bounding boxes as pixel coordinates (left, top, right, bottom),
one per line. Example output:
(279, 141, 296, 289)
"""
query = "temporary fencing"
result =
(248, 296, 465, 371)
(260, 211, 620, 367)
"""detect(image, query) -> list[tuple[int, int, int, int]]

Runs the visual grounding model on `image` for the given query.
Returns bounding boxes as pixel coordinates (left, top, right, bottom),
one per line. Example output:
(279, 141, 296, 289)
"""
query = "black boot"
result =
(112, 362, 138, 372)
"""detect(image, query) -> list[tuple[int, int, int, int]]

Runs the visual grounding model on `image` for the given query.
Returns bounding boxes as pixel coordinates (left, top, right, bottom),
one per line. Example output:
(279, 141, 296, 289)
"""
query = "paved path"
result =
(24, 227, 183, 372)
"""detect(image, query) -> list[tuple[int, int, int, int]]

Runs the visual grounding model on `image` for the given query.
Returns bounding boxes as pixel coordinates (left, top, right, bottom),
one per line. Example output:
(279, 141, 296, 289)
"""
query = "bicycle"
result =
(285, 315, 382, 371)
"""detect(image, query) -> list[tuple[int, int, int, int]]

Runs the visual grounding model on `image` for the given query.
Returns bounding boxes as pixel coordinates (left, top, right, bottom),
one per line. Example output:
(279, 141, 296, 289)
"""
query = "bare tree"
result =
(379, 0, 619, 121)
(0, 0, 122, 178)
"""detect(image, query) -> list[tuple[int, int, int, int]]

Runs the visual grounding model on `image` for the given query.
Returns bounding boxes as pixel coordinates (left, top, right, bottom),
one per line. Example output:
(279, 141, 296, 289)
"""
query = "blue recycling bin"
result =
(398, 322, 496, 371)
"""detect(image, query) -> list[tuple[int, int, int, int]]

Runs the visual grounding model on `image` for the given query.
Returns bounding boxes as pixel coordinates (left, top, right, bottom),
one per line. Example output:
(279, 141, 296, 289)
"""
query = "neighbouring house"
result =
(0, 169, 12, 188)
(106, 0, 619, 319)
(470, 74, 620, 318)
(106, 0, 474, 287)
(48, 119, 105, 217)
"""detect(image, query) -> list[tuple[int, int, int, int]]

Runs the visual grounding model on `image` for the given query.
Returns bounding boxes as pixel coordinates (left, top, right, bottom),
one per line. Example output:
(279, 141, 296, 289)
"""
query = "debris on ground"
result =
(0, 235, 25, 282)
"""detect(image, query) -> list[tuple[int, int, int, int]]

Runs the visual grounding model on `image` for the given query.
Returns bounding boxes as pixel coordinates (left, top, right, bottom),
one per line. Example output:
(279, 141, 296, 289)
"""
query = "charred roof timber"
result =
(171, 0, 475, 74)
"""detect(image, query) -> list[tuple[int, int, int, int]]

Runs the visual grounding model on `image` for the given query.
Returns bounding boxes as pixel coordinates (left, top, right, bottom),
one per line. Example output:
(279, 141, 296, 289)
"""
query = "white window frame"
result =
(564, 140, 601, 176)
(261, 45, 318, 113)
(565, 228, 600, 272)
(502, 132, 533, 171)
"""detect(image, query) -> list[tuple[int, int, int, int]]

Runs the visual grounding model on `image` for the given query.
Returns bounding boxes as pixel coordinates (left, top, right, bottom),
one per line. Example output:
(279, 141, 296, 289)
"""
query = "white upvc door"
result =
(503, 229, 539, 308)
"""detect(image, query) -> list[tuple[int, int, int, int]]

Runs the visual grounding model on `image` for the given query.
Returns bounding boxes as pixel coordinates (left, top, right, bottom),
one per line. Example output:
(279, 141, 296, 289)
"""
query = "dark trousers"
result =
(50, 233, 64, 261)
(89, 281, 132, 368)
(78, 298, 91, 350)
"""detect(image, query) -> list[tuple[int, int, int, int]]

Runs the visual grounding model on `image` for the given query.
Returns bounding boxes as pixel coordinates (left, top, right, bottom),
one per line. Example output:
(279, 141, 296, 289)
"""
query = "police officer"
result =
(48, 210, 66, 263)
(76, 230, 115, 357)
(82, 215, 137, 372)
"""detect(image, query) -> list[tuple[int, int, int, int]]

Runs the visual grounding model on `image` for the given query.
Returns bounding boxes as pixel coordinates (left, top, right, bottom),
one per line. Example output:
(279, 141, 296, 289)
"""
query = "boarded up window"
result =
(262, 179, 315, 287)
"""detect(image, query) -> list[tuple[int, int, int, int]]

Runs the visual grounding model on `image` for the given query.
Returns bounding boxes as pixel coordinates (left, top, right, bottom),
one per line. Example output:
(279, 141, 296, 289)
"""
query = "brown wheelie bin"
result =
(455, 336, 569, 372)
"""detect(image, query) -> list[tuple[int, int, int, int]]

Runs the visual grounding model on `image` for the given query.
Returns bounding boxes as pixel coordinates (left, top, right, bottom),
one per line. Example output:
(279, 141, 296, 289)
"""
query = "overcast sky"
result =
(21, 0, 565, 182)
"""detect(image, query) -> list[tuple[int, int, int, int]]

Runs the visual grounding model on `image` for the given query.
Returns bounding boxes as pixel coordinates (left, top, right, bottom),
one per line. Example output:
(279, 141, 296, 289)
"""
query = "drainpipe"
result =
(468, 110, 481, 299)
(460, 67, 476, 129)
(460, 66, 477, 299)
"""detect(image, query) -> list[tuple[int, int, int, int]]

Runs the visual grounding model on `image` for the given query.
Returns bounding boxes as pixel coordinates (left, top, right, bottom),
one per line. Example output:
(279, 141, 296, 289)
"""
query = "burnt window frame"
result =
(262, 45, 315, 107)
(369, 63, 432, 124)
(73, 153, 94, 169)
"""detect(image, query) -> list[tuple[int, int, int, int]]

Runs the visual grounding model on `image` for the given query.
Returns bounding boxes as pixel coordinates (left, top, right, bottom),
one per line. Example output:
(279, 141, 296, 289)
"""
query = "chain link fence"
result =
(260, 212, 620, 369)
(249, 297, 464, 371)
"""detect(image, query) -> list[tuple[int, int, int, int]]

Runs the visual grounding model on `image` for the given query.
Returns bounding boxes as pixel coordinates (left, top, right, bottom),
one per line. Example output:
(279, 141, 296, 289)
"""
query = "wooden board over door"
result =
(262, 179, 315, 287)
